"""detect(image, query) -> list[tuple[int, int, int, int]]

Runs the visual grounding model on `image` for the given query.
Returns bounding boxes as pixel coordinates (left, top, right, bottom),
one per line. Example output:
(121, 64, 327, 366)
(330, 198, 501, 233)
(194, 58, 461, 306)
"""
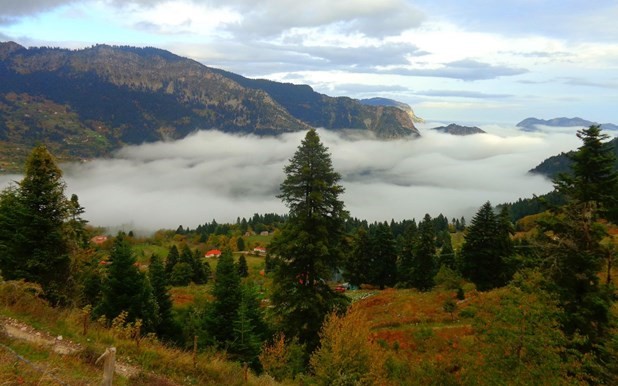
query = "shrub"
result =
(310, 307, 388, 385)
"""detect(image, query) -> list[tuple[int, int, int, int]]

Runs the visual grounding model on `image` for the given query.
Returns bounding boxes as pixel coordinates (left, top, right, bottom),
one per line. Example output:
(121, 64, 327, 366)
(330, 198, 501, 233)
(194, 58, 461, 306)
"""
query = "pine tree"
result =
(96, 233, 158, 332)
(269, 129, 349, 354)
(148, 253, 177, 339)
(0, 145, 71, 303)
(539, 125, 617, 353)
(397, 221, 417, 287)
(66, 194, 89, 250)
(411, 214, 437, 291)
(180, 244, 193, 265)
(205, 248, 241, 346)
(237, 255, 249, 277)
(461, 202, 513, 291)
(191, 249, 209, 284)
(236, 236, 246, 251)
(230, 284, 267, 370)
(369, 222, 398, 290)
(438, 231, 456, 270)
(345, 226, 371, 287)
(165, 245, 179, 278)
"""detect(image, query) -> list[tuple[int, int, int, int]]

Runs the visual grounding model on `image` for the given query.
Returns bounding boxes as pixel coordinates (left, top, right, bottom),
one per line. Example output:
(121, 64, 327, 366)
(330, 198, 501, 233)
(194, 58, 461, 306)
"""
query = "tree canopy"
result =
(0, 145, 75, 303)
(269, 129, 349, 354)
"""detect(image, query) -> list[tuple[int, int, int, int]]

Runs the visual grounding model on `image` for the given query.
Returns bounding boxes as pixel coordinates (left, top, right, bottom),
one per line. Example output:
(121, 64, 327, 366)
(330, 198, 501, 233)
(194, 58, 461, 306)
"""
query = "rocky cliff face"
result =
(0, 42, 419, 169)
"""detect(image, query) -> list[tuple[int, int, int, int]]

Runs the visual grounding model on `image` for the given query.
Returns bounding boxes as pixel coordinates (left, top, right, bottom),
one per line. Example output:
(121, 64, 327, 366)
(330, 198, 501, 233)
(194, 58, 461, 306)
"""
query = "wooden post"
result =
(243, 362, 248, 382)
(95, 347, 116, 386)
(193, 335, 198, 369)
(82, 305, 92, 336)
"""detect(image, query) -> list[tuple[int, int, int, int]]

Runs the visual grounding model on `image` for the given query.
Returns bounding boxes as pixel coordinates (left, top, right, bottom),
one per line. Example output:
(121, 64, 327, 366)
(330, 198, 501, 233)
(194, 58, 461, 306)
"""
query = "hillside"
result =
(529, 137, 618, 178)
(0, 42, 419, 171)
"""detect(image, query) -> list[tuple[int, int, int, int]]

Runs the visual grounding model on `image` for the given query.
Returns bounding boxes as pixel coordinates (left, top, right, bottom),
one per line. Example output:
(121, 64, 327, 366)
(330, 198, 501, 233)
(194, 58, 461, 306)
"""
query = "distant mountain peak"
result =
(430, 123, 485, 136)
(516, 117, 618, 132)
(0, 41, 26, 60)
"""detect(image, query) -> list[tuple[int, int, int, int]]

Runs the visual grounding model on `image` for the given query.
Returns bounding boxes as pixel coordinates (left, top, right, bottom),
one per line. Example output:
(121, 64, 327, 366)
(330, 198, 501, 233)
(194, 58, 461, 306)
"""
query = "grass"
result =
(132, 244, 170, 264)
(244, 234, 273, 249)
(0, 281, 279, 385)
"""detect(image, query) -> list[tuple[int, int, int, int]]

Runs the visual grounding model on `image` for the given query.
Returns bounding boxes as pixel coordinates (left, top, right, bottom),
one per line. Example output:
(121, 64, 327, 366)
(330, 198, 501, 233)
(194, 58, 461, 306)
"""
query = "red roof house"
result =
(205, 249, 222, 258)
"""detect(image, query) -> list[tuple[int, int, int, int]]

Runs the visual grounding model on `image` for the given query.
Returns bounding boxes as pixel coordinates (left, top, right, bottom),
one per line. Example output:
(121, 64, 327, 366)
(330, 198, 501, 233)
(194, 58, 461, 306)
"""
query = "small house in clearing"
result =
(253, 246, 266, 255)
(91, 235, 108, 245)
(205, 249, 222, 258)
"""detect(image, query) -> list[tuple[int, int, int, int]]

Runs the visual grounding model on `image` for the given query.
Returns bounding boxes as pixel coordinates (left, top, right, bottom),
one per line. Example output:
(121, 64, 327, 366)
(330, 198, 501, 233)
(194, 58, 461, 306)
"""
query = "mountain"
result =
(516, 117, 618, 132)
(0, 42, 419, 171)
(430, 123, 485, 135)
(359, 97, 424, 123)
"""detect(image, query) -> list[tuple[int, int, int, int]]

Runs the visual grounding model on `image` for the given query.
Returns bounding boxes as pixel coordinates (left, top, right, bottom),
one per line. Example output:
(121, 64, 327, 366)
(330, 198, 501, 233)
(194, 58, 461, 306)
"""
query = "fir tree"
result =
(397, 221, 418, 287)
(96, 233, 158, 332)
(411, 214, 437, 291)
(148, 253, 177, 339)
(236, 236, 246, 252)
(237, 255, 249, 277)
(438, 231, 456, 270)
(345, 226, 371, 287)
(540, 125, 617, 354)
(0, 145, 72, 303)
(165, 245, 179, 278)
(269, 129, 349, 354)
(461, 202, 513, 291)
(191, 249, 209, 284)
(230, 284, 267, 370)
(369, 222, 398, 290)
(205, 248, 241, 346)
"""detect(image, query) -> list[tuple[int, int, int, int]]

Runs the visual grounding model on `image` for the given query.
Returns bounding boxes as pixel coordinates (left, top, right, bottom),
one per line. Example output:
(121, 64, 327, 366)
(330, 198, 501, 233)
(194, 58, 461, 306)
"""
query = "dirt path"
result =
(0, 317, 140, 378)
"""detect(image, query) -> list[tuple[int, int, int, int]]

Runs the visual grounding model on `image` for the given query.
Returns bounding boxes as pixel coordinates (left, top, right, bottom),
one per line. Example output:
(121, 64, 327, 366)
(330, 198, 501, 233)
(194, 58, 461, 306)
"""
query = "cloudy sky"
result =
(0, 1, 614, 231)
(1, 0, 617, 124)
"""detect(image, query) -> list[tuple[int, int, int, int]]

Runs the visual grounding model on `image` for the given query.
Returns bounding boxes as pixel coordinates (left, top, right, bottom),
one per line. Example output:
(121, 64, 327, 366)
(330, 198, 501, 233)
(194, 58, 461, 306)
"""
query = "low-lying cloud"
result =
(0, 127, 583, 232)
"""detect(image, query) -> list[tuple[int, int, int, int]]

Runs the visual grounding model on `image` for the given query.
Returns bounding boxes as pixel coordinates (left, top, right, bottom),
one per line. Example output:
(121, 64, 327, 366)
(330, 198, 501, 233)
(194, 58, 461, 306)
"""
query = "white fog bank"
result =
(0, 126, 582, 231)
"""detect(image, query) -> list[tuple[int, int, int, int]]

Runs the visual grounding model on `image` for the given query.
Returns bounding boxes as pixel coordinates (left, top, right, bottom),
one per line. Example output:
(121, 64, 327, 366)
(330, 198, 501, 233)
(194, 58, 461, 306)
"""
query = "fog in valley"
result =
(0, 125, 583, 232)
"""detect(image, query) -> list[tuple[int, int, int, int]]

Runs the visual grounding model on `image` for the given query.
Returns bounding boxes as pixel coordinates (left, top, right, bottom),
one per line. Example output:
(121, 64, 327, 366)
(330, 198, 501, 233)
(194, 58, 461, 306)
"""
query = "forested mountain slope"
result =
(0, 42, 419, 170)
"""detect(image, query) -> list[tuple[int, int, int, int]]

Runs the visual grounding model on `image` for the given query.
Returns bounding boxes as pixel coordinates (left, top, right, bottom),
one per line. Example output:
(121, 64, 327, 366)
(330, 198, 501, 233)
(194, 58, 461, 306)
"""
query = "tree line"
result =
(0, 125, 616, 382)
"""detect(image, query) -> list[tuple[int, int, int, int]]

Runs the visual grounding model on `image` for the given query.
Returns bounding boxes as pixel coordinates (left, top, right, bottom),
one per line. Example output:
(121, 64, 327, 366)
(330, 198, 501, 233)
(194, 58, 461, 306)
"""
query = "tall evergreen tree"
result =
(369, 222, 398, 290)
(230, 284, 267, 370)
(148, 253, 176, 340)
(411, 214, 437, 291)
(397, 221, 418, 287)
(345, 226, 371, 287)
(205, 248, 241, 346)
(96, 233, 159, 332)
(461, 202, 513, 291)
(237, 255, 249, 277)
(269, 129, 349, 354)
(0, 145, 72, 303)
(66, 193, 89, 250)
(192, 249, 209, 284)
(539, 125, 617, 354)
(236, 236, 246, 252)
(438, 231, 456, 270)
(165, 245, 179, 278)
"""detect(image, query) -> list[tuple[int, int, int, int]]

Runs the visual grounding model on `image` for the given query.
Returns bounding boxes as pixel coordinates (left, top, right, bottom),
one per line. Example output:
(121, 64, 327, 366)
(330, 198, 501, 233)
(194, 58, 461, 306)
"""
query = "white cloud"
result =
(0, 128, 582, 232)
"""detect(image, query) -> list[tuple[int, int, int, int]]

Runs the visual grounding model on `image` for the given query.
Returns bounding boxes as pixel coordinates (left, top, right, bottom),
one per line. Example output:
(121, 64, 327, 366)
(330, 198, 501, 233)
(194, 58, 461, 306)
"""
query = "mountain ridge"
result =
(516, 117, 618, 132)
(0, 42, 419, 171)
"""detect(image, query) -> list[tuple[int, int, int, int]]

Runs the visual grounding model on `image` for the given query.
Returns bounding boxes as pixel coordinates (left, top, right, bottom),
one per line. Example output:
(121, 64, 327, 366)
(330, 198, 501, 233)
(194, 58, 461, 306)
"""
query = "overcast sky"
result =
(1, 0, 617, 124)
(0, 126, 582, 231)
